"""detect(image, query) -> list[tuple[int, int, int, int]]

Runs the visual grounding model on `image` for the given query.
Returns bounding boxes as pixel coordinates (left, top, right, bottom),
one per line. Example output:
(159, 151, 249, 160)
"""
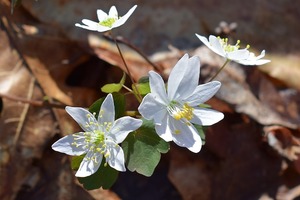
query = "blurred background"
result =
(1, 0, 300, 199)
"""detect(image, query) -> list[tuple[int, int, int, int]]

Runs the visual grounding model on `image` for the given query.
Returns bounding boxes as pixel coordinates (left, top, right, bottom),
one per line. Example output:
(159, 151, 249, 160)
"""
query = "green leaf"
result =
(88, 93, 125, 119)
(77, 159, 119, 190)
(138, 76, 149, 83)
(101, 83, 123, 93)
(122, 119, 170, 177)
(194, 124, 206, 145)
(101, 72, 126, 93)
(71, 155, 85, 170)
(132, 82, 151, 96)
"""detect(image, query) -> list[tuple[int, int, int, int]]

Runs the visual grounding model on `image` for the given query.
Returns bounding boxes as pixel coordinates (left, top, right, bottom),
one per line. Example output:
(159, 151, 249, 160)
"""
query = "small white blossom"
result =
(75, 5, 137, 32)
(52, 94, 142, 177)
(138, 54, 224, 153)
(195, 34, 270, 65)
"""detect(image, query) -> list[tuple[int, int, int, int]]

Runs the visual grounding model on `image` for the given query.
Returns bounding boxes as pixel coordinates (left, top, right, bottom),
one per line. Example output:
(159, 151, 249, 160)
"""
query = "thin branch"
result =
(0, 92, 66, 109)
(103, 34, 162, 73)
(112, 34, 142, 102)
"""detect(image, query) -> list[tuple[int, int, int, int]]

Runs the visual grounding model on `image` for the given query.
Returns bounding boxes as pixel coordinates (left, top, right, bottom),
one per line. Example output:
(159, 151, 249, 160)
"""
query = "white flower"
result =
(52, 94, 142, 177)
(75, 5, 137, 32)
(138, 54, 224, 153)
(195, 34, 270, 65)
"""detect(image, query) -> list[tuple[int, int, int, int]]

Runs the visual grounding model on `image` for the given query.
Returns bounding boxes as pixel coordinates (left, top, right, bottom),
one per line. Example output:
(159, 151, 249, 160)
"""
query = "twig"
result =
(103, 34, 162, 73)
(208, 59, 230, 82)
(111, 34, 142, 102)
(0, 92, 66, 109)
(13, 77, 35, 146)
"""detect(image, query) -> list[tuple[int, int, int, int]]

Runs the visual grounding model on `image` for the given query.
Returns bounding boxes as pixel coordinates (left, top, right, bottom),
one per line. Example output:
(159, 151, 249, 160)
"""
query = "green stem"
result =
(111, 33, 142, 103)
(208, 59, 230, 82)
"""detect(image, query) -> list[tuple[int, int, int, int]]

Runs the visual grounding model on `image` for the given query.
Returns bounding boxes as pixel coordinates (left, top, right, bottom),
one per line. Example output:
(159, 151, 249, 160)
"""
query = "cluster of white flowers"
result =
(52, 5, 270, 177)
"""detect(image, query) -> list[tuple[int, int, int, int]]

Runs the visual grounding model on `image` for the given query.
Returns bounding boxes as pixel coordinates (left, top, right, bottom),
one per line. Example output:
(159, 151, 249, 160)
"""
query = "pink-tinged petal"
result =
(191, 108, 224, 126)
(108, 6, 118, 18)
(184, 81, 221, 106)
(138, 94, 167, 121)
(168, 118, 202, 153)
(97, 9, 108, 21)
(106, 142, 126, 171)
(155, 115, 173, 142)
(228, 49, 249, 60)
(109, 117, 142, 143)
(148, 71, 168, 104)
(75, 151, 102, 177)
(98, 94, 115, 127)
(52, 133, 86, 156)
(65, 106, 97, 132)
(112, 5, 137, 28)
(168, 54, 200, 100)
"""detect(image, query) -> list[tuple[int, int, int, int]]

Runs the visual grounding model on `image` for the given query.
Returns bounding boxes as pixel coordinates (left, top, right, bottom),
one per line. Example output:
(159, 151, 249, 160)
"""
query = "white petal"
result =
(108, 6, 118, 18)
(195, 34, 211, 49)
(75, 151, 102, 177)
(196, 34, 224, 57)
(191, 108, 224, 126)
(228, 49, 249, 60)
(168, 118, 202, 153)
(153, 109, 168, 126)
(109, 116, 143, 143)
(238, 58, 270, 65)
(106, 142, 126, 171)
(138, 94, 167, 121)
(208, 35, 226, 57)
(148, 71, 168, 104)
(168, 54, 200, 100)
(75, 22, 98, 31)
(65, 106, 97, 132)
(184, 81, 221, 106)
(97, 9, 108, 21)
(81, 19, 99, 29)
(112, 5, 137, 28)
(77, 19, 111, 32)
(98, 94, 115, 128)
(52, 133, 86, 156)
(154, 115, 173, 142)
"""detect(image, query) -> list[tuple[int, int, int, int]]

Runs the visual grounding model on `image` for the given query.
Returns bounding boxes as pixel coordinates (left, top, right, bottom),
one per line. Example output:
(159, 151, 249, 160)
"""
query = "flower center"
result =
(99, 17, 118, 27)
(168, 101, 194, 121)
(217, 37, 250, 53)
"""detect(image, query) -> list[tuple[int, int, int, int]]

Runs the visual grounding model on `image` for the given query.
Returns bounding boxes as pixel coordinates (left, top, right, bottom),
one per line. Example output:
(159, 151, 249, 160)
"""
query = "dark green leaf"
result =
(71, 155, 85, 170)
(77, 159, 119, 190)
(122, 119, 170, 177)
(138, 76, 149, 84)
